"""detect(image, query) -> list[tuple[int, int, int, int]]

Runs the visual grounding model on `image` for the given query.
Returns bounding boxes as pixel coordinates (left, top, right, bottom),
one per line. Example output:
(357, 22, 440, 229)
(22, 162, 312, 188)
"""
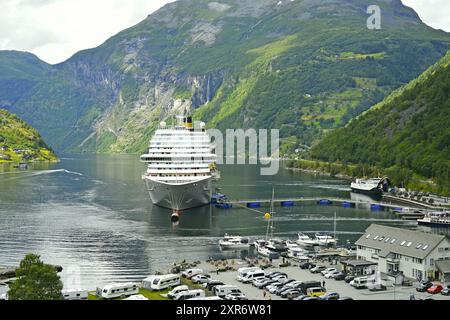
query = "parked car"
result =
(338, 296, 354, 300)
(286, 290, 302, 300)
(427, 284, 444, 294)
(191, 274, 211, 284)
(416, 280, 433, 292)
(280, 289, 301, 299)
(256, 279, 278, 289)
(310, 266, 326, 274)
(325, 270, 341, 279)
(224, 293, 248, 300)
(272, 274, 288, 282)
(303, 296, 321, 300)
(267, 283, 283, 294)
(320, 292, 340, 300)
(321, 268, 338, 276)
(344, 275, 356, 283)
(252, 276, 268, 287)
(268, 272, 287, 279)
(333, 272, 347, 281)
(294, 295, 308, 300)
(205, 280, 224, 291)
(299, 262, 316, 270)
(441, 286, 450, 296)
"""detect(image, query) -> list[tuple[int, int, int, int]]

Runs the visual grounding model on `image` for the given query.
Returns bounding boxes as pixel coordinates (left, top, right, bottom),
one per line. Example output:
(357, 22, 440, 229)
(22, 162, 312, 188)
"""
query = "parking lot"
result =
(197, 260, 450, 301)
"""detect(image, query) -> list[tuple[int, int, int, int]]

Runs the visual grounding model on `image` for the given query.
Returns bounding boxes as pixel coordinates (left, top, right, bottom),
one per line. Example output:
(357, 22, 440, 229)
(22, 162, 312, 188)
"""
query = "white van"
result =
(189, 296, 223, 300)
(96, 282, 139, 299)
(237, 267, 262, 282)
(174, 289, 205, 300)
(350, 276, 374, 289)
(168, 285, 189, 299)
(143, 274, 180, 291)
(214, 285, 242, 298)
(241, 270, 266, 284)
(62, 289, 88, 300)
(182, 268, 203, 279)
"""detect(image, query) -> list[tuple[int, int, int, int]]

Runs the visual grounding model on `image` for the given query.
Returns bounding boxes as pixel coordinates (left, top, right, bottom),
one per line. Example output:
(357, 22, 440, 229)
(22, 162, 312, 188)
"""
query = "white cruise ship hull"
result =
(145, 177, 212, 210)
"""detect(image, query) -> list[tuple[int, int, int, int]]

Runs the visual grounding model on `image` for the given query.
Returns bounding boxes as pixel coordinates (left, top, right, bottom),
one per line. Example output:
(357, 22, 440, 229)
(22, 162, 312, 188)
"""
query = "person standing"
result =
(322, 280, 326, 288)
(263, 289, 267, 299)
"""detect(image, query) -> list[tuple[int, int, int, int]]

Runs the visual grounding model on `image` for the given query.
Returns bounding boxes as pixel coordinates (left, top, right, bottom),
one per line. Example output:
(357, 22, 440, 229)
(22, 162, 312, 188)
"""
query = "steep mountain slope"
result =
(0, 51, 50, 108)
(1, 0, 450, 154)
(310, 51, 450, 193)
(0, 109, 57, 162)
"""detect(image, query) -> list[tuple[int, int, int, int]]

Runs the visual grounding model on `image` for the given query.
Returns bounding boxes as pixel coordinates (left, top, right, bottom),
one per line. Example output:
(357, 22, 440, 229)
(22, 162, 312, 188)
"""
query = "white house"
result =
(355, 224, 450, 281)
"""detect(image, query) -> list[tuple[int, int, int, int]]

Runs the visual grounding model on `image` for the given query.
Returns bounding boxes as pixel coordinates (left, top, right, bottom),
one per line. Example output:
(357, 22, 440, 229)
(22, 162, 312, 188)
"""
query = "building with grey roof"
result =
(355, 224, 450, 281)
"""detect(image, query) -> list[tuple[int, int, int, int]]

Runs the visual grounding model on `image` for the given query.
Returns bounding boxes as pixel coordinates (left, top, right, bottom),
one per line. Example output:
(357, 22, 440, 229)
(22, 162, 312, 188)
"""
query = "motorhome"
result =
(96, 282, 139, 299)
(214, 285, 242, 298)
(61, 289, 88, 300)
(142, 274, 180, 291)
(174, 289, 205, 300)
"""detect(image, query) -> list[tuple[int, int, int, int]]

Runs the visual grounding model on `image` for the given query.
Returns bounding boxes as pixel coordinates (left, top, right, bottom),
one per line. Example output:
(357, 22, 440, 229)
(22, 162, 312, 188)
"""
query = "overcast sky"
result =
(0, 0, 449, 64)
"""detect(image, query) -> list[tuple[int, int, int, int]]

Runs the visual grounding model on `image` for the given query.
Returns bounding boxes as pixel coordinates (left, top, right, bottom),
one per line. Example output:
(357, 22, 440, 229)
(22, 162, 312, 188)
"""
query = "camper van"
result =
(143, 274, 180, 291)
(214, 285, 242, 298)
(350, 276, 374, 289)
(237, 267, 262, 282)
(168, 285, 189, 299)
(96, 282, 139, 299)
(241, 270, 266, 284)
(61, 289, 88, 300)
(181, 268, 203, 279)
(174, 289, 205, 300)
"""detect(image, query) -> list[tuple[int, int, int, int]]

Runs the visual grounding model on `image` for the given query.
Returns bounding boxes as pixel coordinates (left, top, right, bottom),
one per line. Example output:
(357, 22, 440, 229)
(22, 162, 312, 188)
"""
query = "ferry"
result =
(350, 177, 389, 196)
(140, 114, 218, 211)
(417, 211, 450, 228)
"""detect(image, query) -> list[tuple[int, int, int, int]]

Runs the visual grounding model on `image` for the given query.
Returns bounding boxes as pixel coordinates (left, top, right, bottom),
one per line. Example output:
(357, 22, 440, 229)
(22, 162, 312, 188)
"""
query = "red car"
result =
(427, 284, 444, 294)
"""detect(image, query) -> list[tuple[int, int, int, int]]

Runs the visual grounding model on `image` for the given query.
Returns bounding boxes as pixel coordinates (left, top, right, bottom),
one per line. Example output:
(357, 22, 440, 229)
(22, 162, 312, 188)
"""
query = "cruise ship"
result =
(417, 211, 450, 228)
(140, 115, 218, 212)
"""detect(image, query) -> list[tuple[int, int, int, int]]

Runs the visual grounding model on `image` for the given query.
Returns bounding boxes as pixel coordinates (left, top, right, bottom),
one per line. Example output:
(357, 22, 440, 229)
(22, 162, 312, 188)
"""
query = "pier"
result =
(224, 197, 422, 212)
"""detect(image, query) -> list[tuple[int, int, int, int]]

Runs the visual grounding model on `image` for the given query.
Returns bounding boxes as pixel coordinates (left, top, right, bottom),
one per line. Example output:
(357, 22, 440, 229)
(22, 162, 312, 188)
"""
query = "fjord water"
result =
(0, 155, 411, 289)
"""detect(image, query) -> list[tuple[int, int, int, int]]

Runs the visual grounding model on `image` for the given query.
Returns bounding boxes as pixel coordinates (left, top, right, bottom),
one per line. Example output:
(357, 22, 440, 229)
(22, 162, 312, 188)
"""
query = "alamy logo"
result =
(367, 5, 382, 30)
(177, 125, 280, 176)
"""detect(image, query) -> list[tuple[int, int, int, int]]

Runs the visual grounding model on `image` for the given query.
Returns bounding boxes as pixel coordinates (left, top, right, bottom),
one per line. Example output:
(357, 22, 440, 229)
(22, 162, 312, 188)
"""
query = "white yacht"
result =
(141, 115, 218, 211)
(314, 233, 337, 246)
(297, 233, 318, 248)
(219, 234, 251, 249)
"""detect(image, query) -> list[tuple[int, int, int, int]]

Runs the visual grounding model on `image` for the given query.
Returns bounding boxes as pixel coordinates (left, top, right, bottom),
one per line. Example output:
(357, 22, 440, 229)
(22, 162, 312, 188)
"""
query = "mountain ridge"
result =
(1, 0, 450, 154)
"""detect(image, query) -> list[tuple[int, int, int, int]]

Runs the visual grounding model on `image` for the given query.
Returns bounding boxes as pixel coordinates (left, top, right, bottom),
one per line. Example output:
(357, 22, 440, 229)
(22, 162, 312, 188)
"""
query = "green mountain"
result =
(310, 51, 450, 194)
(1, 0, 450, 154)
(0, 109, 57, 162)
(0, 51, 50, 108)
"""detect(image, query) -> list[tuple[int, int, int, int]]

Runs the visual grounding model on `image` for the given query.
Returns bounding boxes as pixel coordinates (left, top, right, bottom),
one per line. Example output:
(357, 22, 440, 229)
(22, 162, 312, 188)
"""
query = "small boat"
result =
(219, 234, 250, 249)
(417, 211, 450, 228)
(350, 177, 389, 196)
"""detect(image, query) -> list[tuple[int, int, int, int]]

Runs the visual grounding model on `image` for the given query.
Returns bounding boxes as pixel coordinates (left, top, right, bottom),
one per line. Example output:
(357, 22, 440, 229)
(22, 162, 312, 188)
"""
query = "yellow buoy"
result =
(264, 213, 271, 220)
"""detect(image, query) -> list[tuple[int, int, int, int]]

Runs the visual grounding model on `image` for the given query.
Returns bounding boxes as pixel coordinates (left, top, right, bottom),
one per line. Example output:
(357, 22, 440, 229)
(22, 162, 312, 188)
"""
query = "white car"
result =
(191, 274, 211, 284)
(252, 276, 268, 287)
(272, 274, 288, 282)
(225, 293, 248, 300)
(267, 283, 282, 294)
(325, 271, 341, 279)
(321, 268, 338, 276)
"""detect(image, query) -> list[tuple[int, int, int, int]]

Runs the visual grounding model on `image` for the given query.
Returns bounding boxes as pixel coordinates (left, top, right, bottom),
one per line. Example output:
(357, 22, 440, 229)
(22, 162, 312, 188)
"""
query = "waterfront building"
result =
(356, 224, 450, 281)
